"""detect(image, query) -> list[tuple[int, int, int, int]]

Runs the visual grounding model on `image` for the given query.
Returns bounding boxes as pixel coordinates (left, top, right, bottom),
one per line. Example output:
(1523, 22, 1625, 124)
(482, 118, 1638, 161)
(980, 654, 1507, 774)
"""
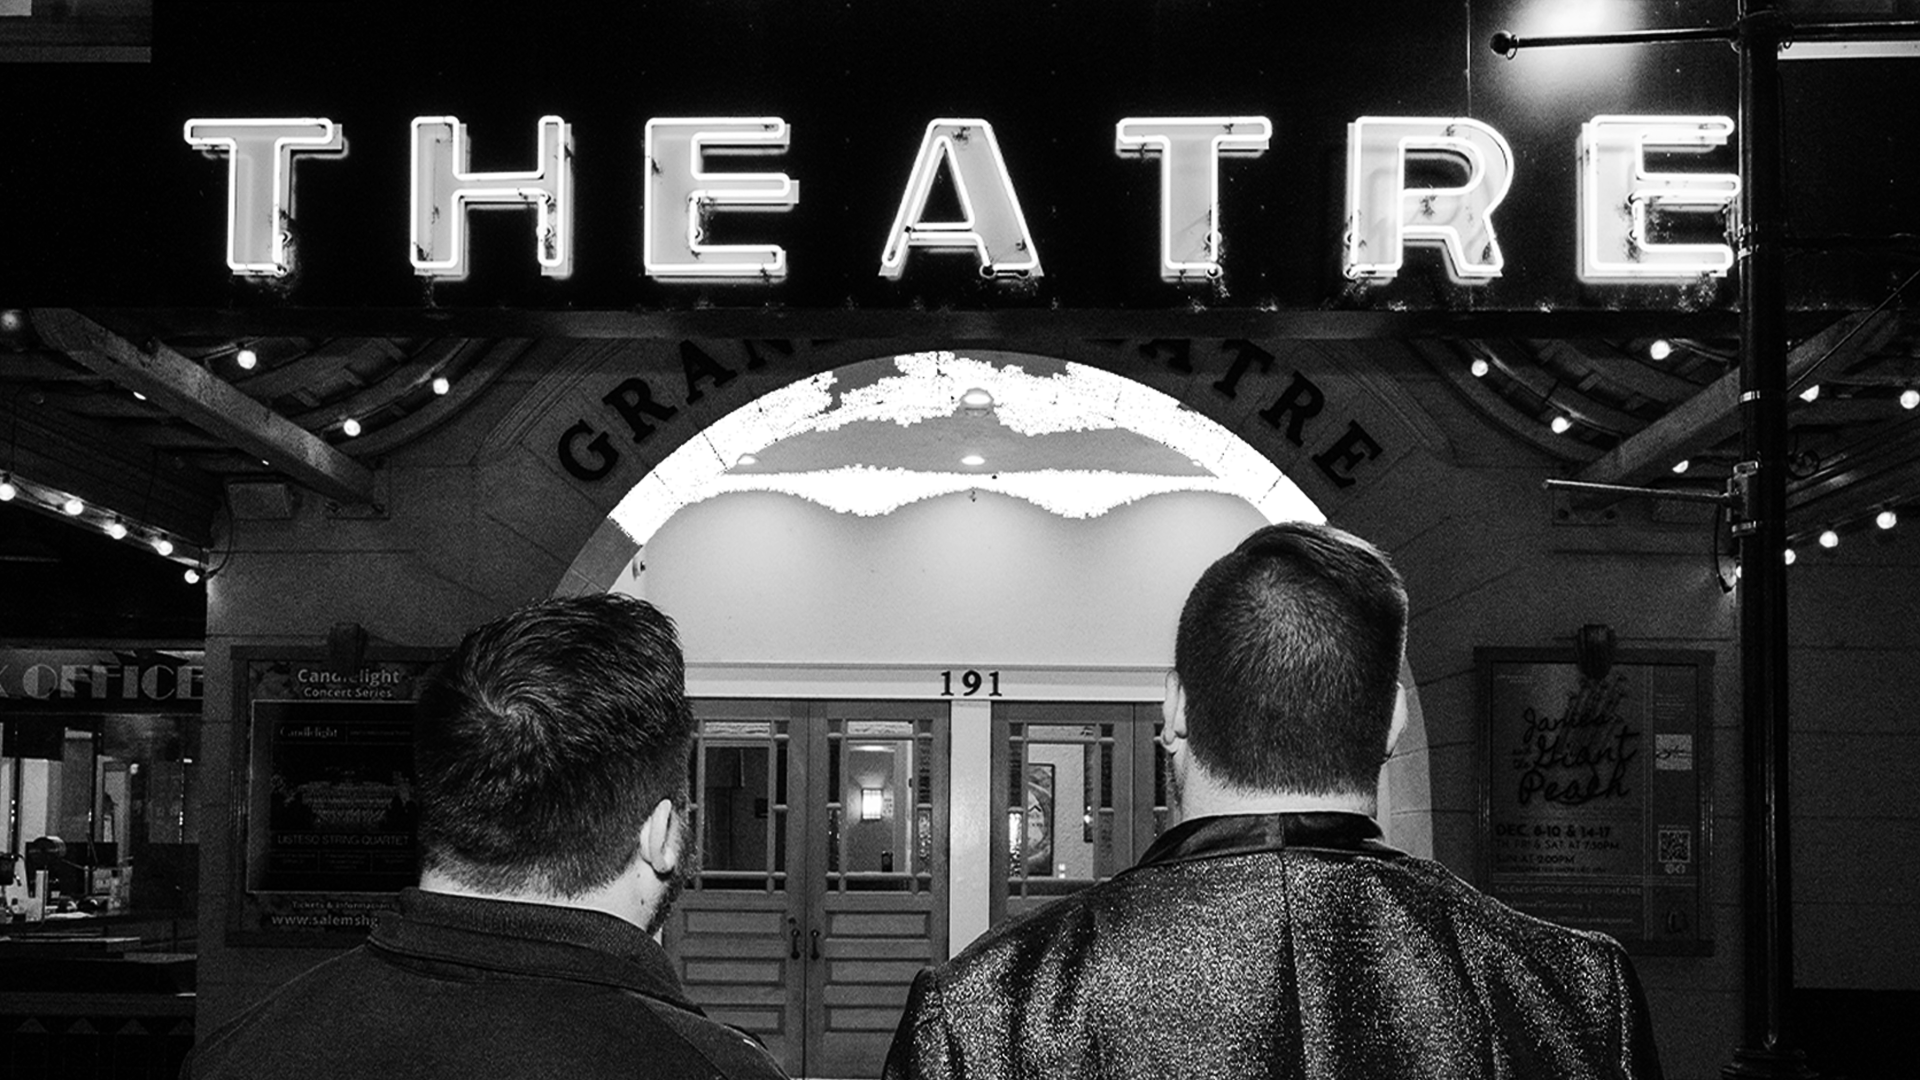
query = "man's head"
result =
(413, 594, 696, 916)
(1172, 522, 1408, 800)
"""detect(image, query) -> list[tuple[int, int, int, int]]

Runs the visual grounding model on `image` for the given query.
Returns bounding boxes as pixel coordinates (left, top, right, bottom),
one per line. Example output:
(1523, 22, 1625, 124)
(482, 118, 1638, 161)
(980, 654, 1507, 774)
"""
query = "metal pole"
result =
(1723, 3, 1811, 1077)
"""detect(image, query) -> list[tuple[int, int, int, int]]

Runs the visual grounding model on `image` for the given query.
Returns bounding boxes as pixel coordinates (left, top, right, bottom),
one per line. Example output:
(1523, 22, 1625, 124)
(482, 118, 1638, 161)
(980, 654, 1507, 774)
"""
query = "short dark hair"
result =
(1173, 522, 1407, 796)
(414, 594, 694, 896)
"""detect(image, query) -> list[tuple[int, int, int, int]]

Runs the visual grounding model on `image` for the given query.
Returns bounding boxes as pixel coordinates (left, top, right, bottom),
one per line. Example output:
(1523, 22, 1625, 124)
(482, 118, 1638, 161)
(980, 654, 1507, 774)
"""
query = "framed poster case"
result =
(1476, 647, 1714, 955)
(228, 645, 443, 946)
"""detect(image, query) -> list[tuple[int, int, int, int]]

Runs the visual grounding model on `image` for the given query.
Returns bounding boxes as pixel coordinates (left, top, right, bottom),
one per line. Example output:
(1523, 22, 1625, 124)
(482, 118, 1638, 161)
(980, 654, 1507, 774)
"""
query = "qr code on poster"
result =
(1658, 827, 1692, 865)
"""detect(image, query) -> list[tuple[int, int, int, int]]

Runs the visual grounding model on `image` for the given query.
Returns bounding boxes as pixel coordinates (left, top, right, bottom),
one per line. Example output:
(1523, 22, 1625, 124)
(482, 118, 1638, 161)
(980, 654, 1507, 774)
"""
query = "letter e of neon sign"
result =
(644, 118, 799, 282)
(1344, 117, 1513, 283)
(183, 118, 346, 277)
(1579, 115, 1739, 282)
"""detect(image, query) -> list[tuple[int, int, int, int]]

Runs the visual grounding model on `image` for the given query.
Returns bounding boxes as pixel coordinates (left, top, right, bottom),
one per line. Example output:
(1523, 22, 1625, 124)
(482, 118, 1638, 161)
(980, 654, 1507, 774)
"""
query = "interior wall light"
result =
(1549, 415, 1573, 435)
(1902, 388, 1919, 410)
(432, 376, 451, 396)
(1818, 528, 1840, 549)
(1876, 509, 1898, 530)
(860, 788, 884, 821)
(1649, 339, 1674, 361)
(235, 347, 258, 371)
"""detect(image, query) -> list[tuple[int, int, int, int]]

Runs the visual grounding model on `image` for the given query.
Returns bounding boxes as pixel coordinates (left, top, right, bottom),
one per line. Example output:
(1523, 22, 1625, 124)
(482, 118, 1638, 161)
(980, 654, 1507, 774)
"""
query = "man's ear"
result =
(637, 798, 681, 877)
(1160, 672, 1189, 749)
(1385, 685, 1409, 758)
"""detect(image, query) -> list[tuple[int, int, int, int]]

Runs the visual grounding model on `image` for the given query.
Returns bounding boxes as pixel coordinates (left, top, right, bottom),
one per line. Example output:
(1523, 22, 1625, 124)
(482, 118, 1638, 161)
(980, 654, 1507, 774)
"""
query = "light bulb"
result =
(342, 417, 362, 437)
(184, 567, 202, 585)
(1649, 339, 1673, 361)
(105, 520, 128, 540)
(432, 376, 451, 396)
(1876, 509, 1898, 530)
(152, 536, 174, 557)
(1818, 529, 1839, 549)
(235, 347, 257, 370)
(1901, 388, 1919, 410)
(0, 477, 14, 501)
(62, 496, 84, 516)
(1550, 415, 1572, 435)
(1469, 358, 1490, 378)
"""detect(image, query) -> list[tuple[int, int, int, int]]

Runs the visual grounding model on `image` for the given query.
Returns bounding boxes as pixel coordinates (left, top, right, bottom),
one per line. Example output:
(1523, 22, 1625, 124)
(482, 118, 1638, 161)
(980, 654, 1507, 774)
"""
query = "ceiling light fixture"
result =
(152, 535, 175, 557)
(1469, 358, 1490, 378)
(1902, 388, 1919, 410)
(432, 375, 452, 396)
(1671, 459, 1690, 474)
(105, 519, 128, 540)
(1549, 415, 1572, 435)
(61, 495, 84, 516)
(0, 474, 14, 501)
(1798, 384, 1820, 403)
(735, 453, 758, 467)
(342, 418, 362, 437)
(1818, 528, 1839, 549)
(184, 567, 202, 585)
(1876, 509, 1898, 530)
(235, 347, 258, 370)
(1784, 548, 1797, 565)
(959, 387, 995, 410)
(1648, 339, 1673, 361)
(961, 453, 986, 466)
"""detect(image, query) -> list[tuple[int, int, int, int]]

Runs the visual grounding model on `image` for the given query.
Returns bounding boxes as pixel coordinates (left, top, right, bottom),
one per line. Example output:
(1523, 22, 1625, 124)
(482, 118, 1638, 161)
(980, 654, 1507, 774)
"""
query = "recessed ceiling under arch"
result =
(607, 349, 1327, 547)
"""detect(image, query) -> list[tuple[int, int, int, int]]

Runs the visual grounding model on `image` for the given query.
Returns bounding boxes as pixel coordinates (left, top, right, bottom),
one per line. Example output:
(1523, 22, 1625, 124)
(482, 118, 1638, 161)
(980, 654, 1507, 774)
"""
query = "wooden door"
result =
(990, 702, 1165, 926)
(666, 699, 948, 1080)
(666, 701, 811, 1068)
(805, 702, 948, 1079)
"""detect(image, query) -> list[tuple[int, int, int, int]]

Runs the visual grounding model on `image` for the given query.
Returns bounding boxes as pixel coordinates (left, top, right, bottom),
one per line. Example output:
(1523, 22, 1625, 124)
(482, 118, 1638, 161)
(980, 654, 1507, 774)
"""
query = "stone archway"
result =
(455, 338, 1466, 860)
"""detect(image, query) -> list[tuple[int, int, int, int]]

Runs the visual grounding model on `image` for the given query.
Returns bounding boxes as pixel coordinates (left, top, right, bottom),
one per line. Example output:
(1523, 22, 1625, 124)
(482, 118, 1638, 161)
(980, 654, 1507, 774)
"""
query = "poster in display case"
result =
(229, 646, 442, 945)
(1477, 646, 1714, 955)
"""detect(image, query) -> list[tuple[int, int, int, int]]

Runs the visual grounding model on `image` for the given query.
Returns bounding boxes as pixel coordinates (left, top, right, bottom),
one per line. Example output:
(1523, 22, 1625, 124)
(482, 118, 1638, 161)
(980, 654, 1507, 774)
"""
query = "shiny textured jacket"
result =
(883, 812, 1663, 1080)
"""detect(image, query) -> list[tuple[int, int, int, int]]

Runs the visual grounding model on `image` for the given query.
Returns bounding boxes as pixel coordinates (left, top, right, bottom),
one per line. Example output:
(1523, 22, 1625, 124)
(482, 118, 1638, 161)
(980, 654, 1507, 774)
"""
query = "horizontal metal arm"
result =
(1544, 478, 1737, 505)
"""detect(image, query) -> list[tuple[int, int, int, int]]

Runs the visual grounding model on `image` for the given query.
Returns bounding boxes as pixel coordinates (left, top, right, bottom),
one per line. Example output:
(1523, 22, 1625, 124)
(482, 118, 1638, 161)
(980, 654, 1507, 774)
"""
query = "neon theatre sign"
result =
(183, 113, 1741, 287)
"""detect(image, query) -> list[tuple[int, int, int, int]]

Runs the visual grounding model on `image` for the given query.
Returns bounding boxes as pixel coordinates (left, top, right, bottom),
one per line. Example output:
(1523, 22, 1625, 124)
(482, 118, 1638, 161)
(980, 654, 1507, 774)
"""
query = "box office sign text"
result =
(1477, 648, 1713, 955)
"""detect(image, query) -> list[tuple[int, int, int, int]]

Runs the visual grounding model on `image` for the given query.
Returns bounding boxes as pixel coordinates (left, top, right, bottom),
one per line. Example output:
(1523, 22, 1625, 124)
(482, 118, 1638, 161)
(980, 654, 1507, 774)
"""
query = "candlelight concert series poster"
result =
(1477, 648, 1713, 955)
(230, 647, 443, 944)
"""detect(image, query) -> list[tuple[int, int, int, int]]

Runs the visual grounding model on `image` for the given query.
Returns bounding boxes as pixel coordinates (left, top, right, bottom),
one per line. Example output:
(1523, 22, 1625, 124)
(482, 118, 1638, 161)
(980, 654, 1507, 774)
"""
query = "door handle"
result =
(788, 917, 801, 960)
(809, 928, 821, 960)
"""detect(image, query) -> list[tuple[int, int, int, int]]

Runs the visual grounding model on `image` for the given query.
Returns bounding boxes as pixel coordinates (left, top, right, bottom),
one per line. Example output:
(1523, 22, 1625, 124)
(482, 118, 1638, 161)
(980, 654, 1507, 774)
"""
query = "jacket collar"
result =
(369, 887, 701, 1013)
(1130, 811, 1401, 873)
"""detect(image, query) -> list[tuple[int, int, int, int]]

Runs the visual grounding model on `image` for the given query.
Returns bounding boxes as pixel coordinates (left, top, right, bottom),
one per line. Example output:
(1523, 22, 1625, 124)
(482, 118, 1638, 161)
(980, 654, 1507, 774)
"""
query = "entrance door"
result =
(991, 701, 1166, 926)
(666, 699, 948, 1080)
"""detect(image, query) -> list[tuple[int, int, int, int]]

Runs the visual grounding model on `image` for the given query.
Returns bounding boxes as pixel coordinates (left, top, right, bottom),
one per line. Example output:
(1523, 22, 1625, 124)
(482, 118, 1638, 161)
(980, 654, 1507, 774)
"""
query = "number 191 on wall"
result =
(940, 669, 1001, 697)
